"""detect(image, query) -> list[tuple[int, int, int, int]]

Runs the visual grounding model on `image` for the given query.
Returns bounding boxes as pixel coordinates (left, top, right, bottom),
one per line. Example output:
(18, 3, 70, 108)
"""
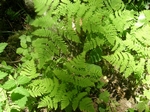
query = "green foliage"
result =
(101, 4, 150, 112)
(14, 0, 112, 111)
(0, 43, 7, 54)
(1, 0, 150, 111)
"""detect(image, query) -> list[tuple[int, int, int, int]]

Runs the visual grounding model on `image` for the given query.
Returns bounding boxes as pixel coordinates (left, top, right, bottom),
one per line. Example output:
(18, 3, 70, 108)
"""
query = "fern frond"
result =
(74, 76, 95, 87)
(53, 69, 73, 83)
(49, 77, 59, 98)
(64, 28, 81, 43)
(124, 26, 150, 58)
(32, 37, 67, 69)
(44, 0, 60, 17)
(134, 25, 150, 47)
(111, 37, 125, 52)
(72, 92, 87, 111)
(103, 52, 135, 78)
(104, 0, 124, 11)
(20, 60, 39, 79)
(134, 58, 145, 78)
(38, 86, 77, 110)
(79, 97, 95, 112)
(87, 47, 103, 63)
(84, 36, 105, 52)
(143, 10, 150, 25)
(31, 15, 55, 28)
(51, 34, 68, 54)
(32, 38, 54, 69)
(54, 68, 95, 88)
(38, 95, 53, 109)
(110, 10, 135, 33)
(86, 64, 103, 77)
(28, 78, 53, 97)
(102, 24, 117, 45)
(33, 0, 58, 16)
(32, 29, 51, 37)
(60, 95, 70, 110)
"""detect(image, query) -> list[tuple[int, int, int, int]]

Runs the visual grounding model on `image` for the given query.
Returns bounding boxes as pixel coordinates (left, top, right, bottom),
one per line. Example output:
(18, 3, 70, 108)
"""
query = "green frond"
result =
(102, 24, 117, 45)
(53, 69, 73, 83)
(134, 58, 145, 78)
(65, 53, 102, 77)
(53, 36, 68, 54)
(104, 0, 124, 11)
(72, 92, 87, 111)
(103, 52, 135, 78)
(60, 95, 70, 110)
(110, 10, 135, 33)
(54, 84, 68, 109)
(79, 97, 95, 112)
(86, 64, 102, 77)
(32, 29, 51, 37)
(38, 87, 77, 110)
(134, 25, 150, 47)
(28, 78, 53, 97)
(31, 15, 55, 28)
(84, 36, 105, 52)
(54, 68, 95, 88)
(143, 10, 150, 25)
(38, 95, 53, 109)
(32, 38, 54, 69)
(73, 76, 95, 87)
(64, 28, 81, 43)
(20, 60, 39, 79)
(124, 25, 150, 57)
(87, 47, 103, 63)
(49, 77, 59, 97)
(66, 1, 80, 18)
(33, 0, 59, 16)
(111, 37, 125, 52)
(31, 37, 67, 69)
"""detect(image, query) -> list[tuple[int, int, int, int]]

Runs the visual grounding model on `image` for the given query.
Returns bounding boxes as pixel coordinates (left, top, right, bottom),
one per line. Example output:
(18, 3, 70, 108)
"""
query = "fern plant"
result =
(2, 0, 150, 111)
(101, 3, 150, 112)
(103, 10, 150, 78)
(16, 0, 139, 111)
(15, 0, 113, 111)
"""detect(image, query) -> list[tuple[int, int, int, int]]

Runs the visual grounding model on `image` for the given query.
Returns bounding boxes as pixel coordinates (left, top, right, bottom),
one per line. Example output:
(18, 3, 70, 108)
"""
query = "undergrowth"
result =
(0, 0, 150, 112)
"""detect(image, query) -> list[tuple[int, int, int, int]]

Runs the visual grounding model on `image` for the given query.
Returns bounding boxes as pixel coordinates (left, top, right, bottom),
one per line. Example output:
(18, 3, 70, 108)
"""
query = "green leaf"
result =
(10, 87, 30, 108)
(0, 88, 7, 102)
(79, 97, 95, 112)
(0, 71, 8, 80)
(20, 40, 27, 48)
(61, 96, 70, 110)
(99, 91, 110, 103)
(72, 92, 87, 111)
(3, 79, 16, 90)
(99, 107, 106, 112)
(144, 89, 150, 100)
(13, 86, 30, 97)
(16, 48, 24, 54)
(16, 75, 31, 85)
(0, 43, 7, 54)
(136, 101, 146, 112)
(12, 93, 28, 108)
